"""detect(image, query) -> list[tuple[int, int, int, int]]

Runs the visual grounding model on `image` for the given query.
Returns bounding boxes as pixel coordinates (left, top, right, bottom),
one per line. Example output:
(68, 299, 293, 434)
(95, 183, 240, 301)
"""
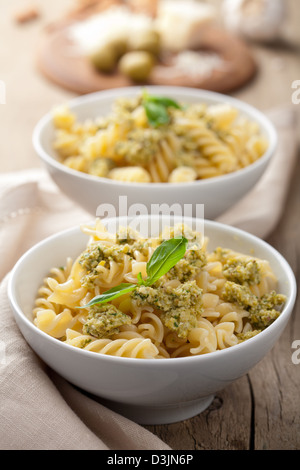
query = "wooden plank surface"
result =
(1, 0, 300, 451)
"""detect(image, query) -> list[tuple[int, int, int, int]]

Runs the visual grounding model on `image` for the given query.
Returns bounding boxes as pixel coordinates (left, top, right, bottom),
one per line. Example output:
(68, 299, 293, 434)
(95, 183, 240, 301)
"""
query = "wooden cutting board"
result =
(36, 2, 257, 95)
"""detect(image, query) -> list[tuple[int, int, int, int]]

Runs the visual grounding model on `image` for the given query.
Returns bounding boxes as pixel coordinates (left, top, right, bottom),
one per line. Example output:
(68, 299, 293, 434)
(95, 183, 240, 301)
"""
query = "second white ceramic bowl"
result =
(8, 216, 296, 425)
(33, 86, 277, 220)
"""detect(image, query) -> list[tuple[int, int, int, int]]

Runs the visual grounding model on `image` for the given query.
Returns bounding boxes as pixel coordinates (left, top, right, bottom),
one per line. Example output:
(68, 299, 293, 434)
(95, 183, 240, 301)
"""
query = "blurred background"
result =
(0, 0, 299, 173)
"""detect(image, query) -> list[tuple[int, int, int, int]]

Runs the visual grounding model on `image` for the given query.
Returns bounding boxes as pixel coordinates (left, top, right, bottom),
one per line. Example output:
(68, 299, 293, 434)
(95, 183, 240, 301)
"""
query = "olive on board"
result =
(129, 29, 161, 56)
(119, 51, 155, 81)
(105, 35, 128, 59)
(89, 45, 118, 73)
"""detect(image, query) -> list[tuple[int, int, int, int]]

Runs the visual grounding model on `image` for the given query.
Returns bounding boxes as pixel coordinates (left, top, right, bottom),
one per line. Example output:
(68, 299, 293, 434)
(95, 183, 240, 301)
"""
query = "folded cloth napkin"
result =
(0, 105, 298, 450)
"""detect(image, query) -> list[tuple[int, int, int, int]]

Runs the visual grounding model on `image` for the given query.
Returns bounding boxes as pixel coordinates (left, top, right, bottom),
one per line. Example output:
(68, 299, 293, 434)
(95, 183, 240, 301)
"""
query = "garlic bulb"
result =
(222, 0, 286, 42)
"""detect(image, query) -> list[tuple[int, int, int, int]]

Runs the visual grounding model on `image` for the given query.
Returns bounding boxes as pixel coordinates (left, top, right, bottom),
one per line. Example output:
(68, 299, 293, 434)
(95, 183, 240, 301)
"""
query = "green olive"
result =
(105, 35, 128, 59)
(119, 51, 155, 82)
(89, 45, 117, 73)
(129, 29, 161, 56)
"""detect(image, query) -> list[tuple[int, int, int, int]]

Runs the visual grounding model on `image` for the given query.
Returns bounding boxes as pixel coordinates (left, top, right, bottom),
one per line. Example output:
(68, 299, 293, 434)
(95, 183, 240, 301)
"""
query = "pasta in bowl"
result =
(33, 86, 277, 219)
(8, 216, 296, 424)
(51, 92, 268, 183)
(33, 220, 286, 358)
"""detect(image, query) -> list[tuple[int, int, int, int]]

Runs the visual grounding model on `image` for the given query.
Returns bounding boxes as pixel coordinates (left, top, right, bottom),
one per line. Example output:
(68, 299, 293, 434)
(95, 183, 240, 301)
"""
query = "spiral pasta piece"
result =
(215, 322, 239, 350)
(65, 329, 159, 358)
(188, 318, 218, 355)
(108, 166, 151, 183)
(34, 309, 79, 339)
(137, 311, 165, 344)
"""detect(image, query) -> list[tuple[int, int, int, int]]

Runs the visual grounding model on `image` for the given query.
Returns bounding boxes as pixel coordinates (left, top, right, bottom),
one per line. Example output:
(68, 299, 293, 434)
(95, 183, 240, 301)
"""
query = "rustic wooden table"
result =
(1, 0, 299, 451)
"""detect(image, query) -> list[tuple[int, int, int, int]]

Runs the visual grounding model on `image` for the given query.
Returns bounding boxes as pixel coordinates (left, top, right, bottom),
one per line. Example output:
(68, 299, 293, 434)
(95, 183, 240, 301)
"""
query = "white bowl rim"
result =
(8, 217, 297, 367)
(32, 86, 278, 190)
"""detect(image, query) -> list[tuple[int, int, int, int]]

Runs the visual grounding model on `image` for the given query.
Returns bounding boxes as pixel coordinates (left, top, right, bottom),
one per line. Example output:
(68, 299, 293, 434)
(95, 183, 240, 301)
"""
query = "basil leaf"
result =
(137, 272, 145, 285)
(143, 100, 170, 128)
(79, 236, 188, 309)
(142, 91, 182, 127)
(146, 95, 182, 110)
(79, 283, 137, 308)
(145, 237, 188, 286)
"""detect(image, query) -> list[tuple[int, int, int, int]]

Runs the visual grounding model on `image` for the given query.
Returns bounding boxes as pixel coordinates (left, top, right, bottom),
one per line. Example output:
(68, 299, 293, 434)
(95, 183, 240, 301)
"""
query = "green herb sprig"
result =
(142, 91, 182, 128)
(79, 236, 188, 309)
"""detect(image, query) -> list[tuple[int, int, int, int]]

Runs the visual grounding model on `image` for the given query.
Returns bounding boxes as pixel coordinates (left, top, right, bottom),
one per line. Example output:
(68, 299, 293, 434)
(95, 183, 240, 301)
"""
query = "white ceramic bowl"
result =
(8, 216, 296, 425)
(33, 86, 277, 220)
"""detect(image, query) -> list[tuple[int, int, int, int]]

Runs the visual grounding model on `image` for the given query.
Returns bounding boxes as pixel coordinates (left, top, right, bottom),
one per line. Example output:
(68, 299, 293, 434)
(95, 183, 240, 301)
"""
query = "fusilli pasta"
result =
(32, 220, 286, 359)
(52, 95, 268, 183)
